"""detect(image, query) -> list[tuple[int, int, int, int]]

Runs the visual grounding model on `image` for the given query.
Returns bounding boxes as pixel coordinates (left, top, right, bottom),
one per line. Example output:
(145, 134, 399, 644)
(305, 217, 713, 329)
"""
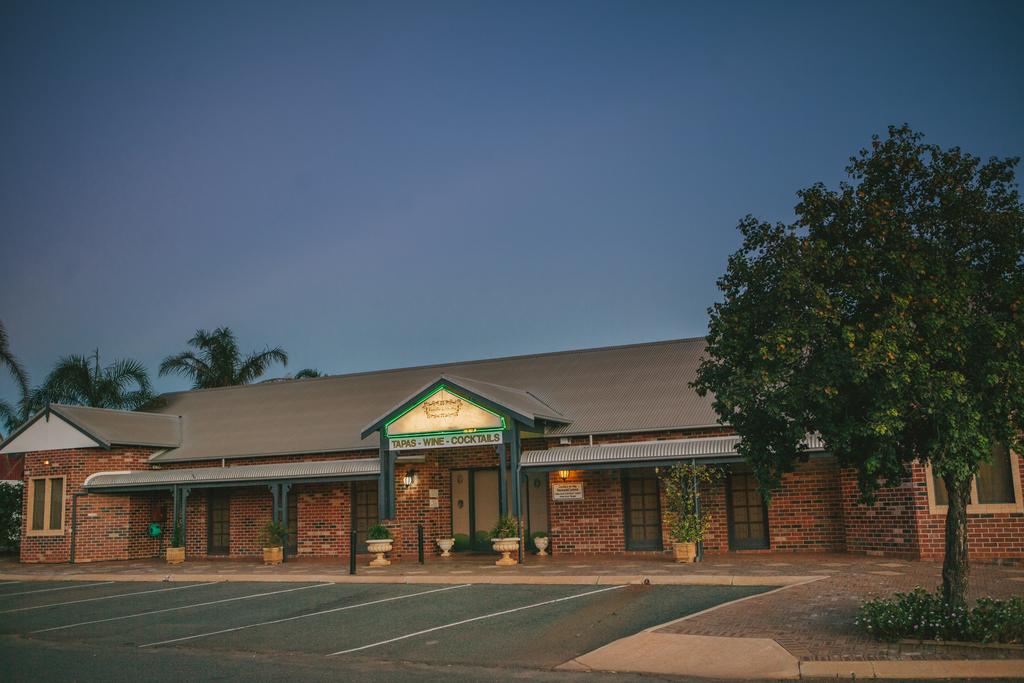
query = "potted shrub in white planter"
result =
(366, 523, 394, 567)
(660, 462, 722, 563)
(165, 525, 185, 565)
(260, 520, 286, 566)
(531, 532, 549, 556)
(490, 516, 520, 566)
(436, 537, 455, 558)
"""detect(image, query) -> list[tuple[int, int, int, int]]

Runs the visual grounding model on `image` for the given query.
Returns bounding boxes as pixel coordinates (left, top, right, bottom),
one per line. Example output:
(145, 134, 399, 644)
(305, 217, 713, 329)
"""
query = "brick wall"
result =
(911, 459, 1024, 561)
(20, 447, 159, 563)
(766, 458, 846, 552)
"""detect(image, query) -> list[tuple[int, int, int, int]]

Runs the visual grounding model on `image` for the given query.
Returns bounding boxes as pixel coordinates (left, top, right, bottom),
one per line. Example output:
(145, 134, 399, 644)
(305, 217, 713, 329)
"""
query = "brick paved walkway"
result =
(656, 554, 1024, 662)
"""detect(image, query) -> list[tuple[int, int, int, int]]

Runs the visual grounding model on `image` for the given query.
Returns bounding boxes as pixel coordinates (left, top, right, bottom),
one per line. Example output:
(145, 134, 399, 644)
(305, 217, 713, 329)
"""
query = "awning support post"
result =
(691, 458, 702, 562)
(497, 443, 508, 519)
(510, 422, 521, 517)
(280, 483, 291, 563)
(378, 433, 390, 520)
(180, 487, 191, 553)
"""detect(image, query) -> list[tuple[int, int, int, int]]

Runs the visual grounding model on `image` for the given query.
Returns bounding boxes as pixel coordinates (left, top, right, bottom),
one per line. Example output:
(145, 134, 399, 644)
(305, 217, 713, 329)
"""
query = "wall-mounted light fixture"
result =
(558, 469, 570, 481)
(403, 469, 417, 486)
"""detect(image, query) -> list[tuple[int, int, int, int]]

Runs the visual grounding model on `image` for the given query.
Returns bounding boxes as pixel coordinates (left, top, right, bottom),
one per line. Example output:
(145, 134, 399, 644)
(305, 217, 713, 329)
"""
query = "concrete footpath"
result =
(559, 631, 1024, 679)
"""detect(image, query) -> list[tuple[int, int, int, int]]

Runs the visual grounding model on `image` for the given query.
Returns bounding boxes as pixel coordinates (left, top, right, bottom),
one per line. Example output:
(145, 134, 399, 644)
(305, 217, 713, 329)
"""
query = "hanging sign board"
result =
(390, 431, 504, 451)
(551, 483, 584, 501)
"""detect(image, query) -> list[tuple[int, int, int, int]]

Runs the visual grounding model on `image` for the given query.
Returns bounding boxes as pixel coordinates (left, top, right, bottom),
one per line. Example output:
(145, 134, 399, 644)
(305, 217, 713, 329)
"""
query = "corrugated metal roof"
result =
(521, 434, 826, 467)
(51, 404, 181, 447)
(84, 457, 379, 489)
(146, 338, 718, 463)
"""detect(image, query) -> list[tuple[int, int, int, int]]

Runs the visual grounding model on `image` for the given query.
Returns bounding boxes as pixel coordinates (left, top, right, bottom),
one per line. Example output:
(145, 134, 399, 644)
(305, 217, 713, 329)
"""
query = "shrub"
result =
(659, 463, 723, 543)
(857, 587, 1024, 644)
(0, 483, 22, 552)
(491, 516, 518, 539)
(259, 521, 287, 547)
(366, 523, 391, 541)
(473, 530, 493, 546)
(452, 533, 471, 551)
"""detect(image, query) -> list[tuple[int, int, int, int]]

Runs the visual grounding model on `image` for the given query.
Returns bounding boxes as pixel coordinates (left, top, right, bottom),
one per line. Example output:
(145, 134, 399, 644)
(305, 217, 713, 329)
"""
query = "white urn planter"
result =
(436, 538, 455, 558)
(367, 538, 394, 567)
(533, 536, 549, 556)
(491, 537, 520, 566)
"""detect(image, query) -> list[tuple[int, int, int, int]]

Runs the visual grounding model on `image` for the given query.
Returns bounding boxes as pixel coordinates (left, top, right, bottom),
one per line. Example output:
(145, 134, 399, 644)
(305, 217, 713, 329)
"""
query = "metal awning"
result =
(83, 457, 380, 492)
(520, 434, 826, 471)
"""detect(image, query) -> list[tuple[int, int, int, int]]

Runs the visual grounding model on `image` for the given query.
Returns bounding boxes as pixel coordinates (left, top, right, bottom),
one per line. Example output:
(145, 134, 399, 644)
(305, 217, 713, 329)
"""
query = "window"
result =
(928, 444, 1021, 512)
(27, 477, 65, 536)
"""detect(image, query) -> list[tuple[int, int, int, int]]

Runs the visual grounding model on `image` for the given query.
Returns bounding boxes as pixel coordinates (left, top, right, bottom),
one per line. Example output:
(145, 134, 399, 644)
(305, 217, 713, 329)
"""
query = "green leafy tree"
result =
(35, 349, 154, 410)
(292, 368, 323, 379)
(693, 125, 1024, 610)
(0, 320, 32, 436)
(160, 327, 288, 389)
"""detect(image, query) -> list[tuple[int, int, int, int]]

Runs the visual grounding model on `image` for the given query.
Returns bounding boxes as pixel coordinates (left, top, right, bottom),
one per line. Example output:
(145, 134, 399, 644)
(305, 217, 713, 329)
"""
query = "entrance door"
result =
(352, 480, 379, 552)
(623, 470, 663, 550)
(727, 469, 770, 549)
(207, 491, 230, 555)
(450, 468, 502, 551)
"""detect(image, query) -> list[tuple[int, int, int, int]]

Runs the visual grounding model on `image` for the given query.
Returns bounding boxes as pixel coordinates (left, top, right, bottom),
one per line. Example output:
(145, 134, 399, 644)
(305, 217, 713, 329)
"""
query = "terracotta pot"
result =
(166, 546, 185, 565)
(491, 537, 520, 566)
(263, 546, 283, 566)
(367, 538, 393, 567)
(673, 541, 697, 563)
(533, 536, 549, 556)
(436, 538, 455, 558)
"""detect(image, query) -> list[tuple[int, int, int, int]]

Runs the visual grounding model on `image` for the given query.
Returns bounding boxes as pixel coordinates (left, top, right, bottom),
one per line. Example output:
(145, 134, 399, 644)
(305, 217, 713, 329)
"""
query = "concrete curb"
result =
(799, 659, 1024, 679)
(0, 571, 811, 586)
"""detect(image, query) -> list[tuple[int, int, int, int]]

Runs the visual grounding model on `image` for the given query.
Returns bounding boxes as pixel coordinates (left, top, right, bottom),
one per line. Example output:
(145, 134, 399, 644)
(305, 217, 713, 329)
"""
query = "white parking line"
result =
(327, 584, 627, 657)
(1, 581, 221, 613)
(139, 583, 472, 648)
(1, 581, 114, 597)
(32, 582, 333, 633)
(0, 580, 23, 586)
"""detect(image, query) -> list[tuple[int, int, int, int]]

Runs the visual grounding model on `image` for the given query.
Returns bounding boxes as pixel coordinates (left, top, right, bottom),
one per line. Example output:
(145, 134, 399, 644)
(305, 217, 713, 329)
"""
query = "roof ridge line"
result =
(154, 336, 707, 400)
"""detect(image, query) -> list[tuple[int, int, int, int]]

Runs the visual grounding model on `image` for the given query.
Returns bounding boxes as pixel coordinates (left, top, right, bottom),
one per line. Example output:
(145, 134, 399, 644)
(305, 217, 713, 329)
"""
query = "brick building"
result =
(2, 338, 1021, 564)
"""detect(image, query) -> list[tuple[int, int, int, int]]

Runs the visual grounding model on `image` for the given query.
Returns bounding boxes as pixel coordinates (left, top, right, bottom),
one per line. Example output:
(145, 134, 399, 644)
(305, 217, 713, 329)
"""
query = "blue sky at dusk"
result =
(2, 0, 1022, 404)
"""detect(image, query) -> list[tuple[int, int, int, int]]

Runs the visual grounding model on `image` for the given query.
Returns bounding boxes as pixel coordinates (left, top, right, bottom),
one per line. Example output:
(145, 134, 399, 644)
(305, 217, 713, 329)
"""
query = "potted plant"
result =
(260, 520, 287, 566)
(660, 462, 722, 563)
(366, 523, 393, 566)
(165, 524, 185, 565)
(436, 537, 455, 558)
(531, 531, 549, 556)
(490, 515, 520, 566)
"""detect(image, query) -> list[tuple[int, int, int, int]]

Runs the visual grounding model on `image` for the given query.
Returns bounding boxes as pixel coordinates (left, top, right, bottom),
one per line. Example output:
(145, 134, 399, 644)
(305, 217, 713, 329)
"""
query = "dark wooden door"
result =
(623, 470, 663, 550)
(352, 481, 379, 552)
(207, 491, 230, 555)
(727, 470, 770, 549)
(286, 495, 298, 554)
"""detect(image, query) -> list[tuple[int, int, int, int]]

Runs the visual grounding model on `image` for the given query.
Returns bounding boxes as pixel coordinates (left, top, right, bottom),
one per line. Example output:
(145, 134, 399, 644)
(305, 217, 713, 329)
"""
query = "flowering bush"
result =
(857, 587, 1024, 644)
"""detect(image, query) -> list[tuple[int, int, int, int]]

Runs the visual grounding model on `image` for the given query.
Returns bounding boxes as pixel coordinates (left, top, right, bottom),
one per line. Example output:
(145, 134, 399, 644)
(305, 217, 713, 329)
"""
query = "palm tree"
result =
(293, 368, 323, 379)
(34, 349, 154, 410)
(0, 320, 31, 435)
(160, 327, 288, 389)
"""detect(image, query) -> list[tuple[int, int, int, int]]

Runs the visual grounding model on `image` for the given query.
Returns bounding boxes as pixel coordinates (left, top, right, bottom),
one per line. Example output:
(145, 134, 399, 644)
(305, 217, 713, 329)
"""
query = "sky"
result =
(1, 0, 1023, 405)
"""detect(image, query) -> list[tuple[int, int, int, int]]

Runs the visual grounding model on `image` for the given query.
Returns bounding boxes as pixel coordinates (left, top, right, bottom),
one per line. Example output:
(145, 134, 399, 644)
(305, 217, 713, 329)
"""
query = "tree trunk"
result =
(941, 472, 972, 611)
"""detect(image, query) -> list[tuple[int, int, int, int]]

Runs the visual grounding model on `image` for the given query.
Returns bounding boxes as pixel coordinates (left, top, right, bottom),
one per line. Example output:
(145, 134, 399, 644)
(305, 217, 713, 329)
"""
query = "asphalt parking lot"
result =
(0, 579, 771, 681)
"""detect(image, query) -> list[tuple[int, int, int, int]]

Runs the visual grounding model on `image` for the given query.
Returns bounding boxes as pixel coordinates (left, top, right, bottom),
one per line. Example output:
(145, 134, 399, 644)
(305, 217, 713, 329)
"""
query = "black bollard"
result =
(349, 529, 357, 575)
(417, 524, 424, 564)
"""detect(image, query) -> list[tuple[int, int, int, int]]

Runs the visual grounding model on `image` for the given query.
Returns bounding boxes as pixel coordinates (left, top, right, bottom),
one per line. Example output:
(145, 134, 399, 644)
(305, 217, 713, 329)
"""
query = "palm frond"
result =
(293, 368, 323, 379)
(0, 320, 30, 398)
(236, 347, 288, 385)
